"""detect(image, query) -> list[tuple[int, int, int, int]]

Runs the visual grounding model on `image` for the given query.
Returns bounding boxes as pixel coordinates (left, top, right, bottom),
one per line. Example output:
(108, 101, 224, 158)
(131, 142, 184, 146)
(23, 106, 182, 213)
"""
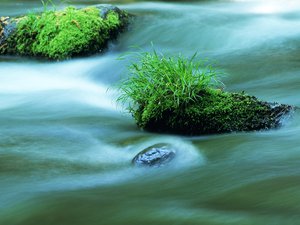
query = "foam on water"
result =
(120, 1, 300, 55)
(0, 57, 119, 111)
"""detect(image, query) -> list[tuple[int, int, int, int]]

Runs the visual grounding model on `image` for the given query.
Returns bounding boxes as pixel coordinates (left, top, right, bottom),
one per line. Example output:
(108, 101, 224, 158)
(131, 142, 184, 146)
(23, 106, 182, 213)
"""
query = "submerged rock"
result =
(132, 144, 176, 167)
(0, 5, 130, 60)
(136, 89, 294, 135)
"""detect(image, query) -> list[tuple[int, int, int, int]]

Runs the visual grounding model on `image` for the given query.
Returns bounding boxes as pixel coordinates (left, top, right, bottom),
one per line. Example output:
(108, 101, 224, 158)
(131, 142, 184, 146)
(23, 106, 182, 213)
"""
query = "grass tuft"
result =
(118, 50, 224, 128)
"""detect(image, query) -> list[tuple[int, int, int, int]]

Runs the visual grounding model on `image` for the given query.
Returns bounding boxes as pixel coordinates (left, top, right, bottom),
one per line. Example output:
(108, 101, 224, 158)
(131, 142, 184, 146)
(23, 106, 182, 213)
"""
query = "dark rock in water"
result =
(132, 143, 176, 167)
(137, 90, 294, 135)
(96, 4, 123, 19)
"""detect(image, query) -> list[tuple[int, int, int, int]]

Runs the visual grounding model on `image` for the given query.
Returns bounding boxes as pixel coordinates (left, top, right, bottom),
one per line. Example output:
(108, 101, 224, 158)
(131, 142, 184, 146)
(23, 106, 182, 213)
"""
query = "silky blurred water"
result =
(1, 0, 300, 224)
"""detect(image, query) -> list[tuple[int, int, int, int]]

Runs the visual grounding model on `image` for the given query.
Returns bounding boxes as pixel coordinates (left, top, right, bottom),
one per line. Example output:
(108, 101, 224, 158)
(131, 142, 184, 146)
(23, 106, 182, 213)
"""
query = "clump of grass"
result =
(41, 0, 57, 11)
(118, 50, 224, 128)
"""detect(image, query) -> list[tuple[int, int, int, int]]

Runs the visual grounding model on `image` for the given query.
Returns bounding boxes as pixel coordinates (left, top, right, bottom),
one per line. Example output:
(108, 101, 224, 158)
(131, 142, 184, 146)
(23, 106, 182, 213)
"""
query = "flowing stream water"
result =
(1, 0, 300, 224)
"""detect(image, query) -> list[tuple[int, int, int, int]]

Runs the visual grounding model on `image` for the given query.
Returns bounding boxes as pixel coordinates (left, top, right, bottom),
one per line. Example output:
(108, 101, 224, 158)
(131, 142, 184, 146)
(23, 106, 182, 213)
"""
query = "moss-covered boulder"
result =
(118, 51, 294, 135)
(0, 5, 130, 60)
(140, 89, 293, 135)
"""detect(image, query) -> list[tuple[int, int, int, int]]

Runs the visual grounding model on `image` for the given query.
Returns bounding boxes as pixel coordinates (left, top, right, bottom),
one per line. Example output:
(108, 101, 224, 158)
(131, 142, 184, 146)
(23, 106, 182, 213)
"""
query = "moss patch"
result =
(141, 89, 292, 135)
(2, 6, 129, 59)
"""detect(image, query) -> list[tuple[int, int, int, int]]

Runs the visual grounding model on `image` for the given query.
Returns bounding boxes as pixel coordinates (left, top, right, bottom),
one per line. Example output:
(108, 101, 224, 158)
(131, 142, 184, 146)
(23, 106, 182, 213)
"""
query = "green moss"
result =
(141, 89, 283, 135)
(5, 6, 128, 59)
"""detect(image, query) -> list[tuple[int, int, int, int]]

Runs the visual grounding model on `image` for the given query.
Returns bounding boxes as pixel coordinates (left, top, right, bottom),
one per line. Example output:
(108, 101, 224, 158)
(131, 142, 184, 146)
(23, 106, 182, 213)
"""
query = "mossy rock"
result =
(135, 89, 293, 135)
(0, 5, 130, 60)
(117, 50, 293, 135)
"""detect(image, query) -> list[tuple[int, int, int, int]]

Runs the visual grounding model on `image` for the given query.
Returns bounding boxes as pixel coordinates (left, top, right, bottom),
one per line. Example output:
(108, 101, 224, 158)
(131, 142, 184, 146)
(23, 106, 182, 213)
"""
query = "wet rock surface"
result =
(0, 17, 16, 46)
(142, 92, 294, 135)
(132, 143, 176, 167)
(96, 5, 124, 19)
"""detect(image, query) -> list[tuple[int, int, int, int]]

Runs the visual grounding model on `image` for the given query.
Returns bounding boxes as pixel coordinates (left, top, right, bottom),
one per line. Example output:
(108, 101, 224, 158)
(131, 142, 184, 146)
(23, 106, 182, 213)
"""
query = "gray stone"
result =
(96, 4, 123, 19)
(0, 17, 16, 46)
(132, 143, 176, 167)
